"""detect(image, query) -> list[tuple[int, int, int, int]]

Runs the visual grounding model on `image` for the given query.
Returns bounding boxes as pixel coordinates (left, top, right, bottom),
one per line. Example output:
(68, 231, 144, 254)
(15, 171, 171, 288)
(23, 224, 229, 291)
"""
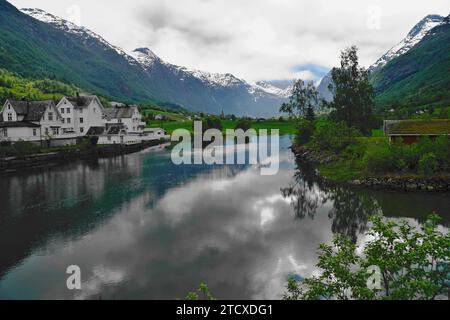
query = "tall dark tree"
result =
(328, 46, 375, 135)
(280, 79, 319, 122)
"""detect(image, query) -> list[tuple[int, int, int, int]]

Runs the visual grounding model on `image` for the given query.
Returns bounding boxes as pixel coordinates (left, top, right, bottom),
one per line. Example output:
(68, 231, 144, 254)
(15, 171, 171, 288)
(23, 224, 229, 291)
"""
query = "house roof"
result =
(65, 95, 96, 108)
(385, 120, 450, 135)
(4, 100, 55, 121)
(0, 121, 41, 128)
(86, 126, 106, 136)
(104, 106, 137, 120)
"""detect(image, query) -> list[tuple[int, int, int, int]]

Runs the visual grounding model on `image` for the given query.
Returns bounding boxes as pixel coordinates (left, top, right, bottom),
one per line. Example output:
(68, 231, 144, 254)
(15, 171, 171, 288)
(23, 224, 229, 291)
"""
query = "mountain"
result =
(126, 47, 286, 116)
(369, 15, 444, 73)
(0, 2, 286, 117)
(317, 14, 445, 102)
(371, 14, 450, 110)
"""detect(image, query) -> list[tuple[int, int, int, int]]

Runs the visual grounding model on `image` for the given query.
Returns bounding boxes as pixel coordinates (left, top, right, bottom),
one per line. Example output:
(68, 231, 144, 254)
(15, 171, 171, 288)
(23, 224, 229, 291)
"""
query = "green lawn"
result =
(146, 120, 297, 135)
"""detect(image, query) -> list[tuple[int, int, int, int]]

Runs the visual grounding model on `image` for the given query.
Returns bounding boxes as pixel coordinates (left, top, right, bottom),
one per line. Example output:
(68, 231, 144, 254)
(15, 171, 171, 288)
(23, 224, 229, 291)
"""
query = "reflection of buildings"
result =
(0, 152, 144, 279)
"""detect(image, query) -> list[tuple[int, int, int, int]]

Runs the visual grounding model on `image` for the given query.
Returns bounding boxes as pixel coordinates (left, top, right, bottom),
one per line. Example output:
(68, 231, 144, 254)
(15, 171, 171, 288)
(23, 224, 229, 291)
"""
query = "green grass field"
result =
(146, 120, 297, 135)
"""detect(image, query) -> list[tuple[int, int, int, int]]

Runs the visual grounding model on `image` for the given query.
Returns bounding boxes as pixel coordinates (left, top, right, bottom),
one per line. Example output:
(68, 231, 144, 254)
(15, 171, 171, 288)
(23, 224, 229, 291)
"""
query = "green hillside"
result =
(0, 68, 78, 103)
(0, 0, 156, 103)
(371, 15, 450, 114)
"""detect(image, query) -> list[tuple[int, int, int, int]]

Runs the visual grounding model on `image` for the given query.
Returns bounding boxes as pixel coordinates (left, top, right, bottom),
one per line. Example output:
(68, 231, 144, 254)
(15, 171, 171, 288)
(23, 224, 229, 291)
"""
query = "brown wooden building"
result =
(384, 119, 450, 144)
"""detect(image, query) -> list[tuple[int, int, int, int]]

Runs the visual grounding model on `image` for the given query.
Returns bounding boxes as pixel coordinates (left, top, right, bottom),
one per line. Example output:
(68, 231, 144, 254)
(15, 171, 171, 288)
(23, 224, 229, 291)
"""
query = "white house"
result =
(143, 128, 166, 138)
(56, 95, 105, 136)
(103, 105, 146, 134)
(0, 100, 66, 143)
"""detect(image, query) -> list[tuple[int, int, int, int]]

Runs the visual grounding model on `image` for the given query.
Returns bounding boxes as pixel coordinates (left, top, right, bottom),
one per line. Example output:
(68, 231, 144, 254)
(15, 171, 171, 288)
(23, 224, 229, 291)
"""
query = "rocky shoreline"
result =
(292, 145, 450, 192)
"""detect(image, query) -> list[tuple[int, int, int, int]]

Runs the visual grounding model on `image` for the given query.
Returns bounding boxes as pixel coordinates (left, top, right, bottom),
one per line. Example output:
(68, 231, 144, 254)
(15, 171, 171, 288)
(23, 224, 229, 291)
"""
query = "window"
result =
(3, 128, 7, 137)
(45, 128, 49, 135)
(33, 128, 37, 136)
(80, 127, 84, 133)
(67, 118, 71, 124)
(48, 112, 54, 121)
(7, 113, 12, 121)
(80, 118, 84, 124)
(66, 108, 70, 114)
(61, 108, 65, 114)
(61, 118, 65, 124)
(52, 128, 59, 135)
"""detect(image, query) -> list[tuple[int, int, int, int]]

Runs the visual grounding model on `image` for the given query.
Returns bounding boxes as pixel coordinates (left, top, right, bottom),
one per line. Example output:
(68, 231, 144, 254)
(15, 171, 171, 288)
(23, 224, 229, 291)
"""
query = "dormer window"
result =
(48, 112, 54, 121)
(7, 113, 12, 121)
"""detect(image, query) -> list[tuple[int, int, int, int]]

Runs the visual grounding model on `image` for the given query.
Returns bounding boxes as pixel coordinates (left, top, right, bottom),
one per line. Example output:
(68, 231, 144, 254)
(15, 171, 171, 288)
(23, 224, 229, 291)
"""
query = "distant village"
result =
(0, 95, 168, 147)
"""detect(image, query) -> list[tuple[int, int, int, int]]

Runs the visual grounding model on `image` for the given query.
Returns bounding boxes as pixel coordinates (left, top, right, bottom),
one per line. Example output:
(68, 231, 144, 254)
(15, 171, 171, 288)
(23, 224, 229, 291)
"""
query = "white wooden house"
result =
(56, 95, 105, 136)
(103, 105, 146, 133)
(0, 100, 65, 143)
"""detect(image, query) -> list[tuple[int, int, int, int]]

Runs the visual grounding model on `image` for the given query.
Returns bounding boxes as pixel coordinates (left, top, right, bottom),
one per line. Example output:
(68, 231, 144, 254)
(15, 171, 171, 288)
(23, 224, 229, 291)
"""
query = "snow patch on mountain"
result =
(21, 8, 139, 66)
(254, 81, 292, 98)
(369, 14, 444, 72)
(21, 8, 288, 102)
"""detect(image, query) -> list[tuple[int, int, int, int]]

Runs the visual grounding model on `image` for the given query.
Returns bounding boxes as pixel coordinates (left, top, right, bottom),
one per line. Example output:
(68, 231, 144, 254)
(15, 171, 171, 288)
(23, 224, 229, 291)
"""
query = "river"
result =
(0, 136, 448, 299)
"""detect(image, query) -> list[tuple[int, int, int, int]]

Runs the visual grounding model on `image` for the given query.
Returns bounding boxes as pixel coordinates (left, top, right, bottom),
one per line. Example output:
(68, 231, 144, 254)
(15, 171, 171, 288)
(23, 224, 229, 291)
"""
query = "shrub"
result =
(234, 119, 252, 132)
(12, 140, 41, 156)
(418, 152, 439, 175)
(310, 121, 360, 153)
(202, 116, 222, 132)
(362, 140, 395, 173)
(295, 119, 314, 146)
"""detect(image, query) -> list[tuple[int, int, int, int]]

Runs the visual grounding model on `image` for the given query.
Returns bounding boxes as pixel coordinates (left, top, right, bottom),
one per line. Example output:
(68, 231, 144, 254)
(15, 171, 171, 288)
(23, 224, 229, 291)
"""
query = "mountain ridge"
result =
(317, 14, 446, 103)
(18, 6, 287, 116)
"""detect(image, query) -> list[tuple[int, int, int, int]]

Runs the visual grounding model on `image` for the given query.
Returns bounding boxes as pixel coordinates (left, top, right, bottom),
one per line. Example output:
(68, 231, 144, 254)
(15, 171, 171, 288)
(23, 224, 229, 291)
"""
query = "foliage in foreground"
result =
(284, 214, 450, 300)
(186, 283, 216, 301)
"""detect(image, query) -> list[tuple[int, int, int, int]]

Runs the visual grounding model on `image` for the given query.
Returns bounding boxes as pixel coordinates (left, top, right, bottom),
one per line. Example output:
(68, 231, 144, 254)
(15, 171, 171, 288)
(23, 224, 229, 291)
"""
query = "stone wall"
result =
(0, 139, 167, 172)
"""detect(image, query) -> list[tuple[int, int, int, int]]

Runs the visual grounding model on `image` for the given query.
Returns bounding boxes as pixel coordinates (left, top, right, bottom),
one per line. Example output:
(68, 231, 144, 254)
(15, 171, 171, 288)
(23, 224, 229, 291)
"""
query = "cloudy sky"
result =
(9, 0, 449, 83)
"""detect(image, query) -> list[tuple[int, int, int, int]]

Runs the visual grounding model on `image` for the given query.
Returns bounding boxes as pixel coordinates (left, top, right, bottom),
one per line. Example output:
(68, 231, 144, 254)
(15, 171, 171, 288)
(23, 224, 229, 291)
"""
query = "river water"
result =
(0, 136, 448, 299)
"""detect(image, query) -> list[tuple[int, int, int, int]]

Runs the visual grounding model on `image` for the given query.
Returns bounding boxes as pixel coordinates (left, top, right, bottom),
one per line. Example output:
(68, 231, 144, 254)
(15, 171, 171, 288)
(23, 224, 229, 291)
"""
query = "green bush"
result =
(295, 119, 315, 146)
(234, 119, 252, 132)
(362, 140, 395, 173)
(418, 152, 439, 174)
(12, 140, 41, 156)
(310, 121, 360, 153)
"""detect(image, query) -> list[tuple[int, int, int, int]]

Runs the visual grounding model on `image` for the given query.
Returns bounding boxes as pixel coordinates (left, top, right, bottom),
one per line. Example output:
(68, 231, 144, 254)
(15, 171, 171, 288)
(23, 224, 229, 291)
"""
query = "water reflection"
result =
(0, 137, 448, 300)
(281, 158, 382, 242)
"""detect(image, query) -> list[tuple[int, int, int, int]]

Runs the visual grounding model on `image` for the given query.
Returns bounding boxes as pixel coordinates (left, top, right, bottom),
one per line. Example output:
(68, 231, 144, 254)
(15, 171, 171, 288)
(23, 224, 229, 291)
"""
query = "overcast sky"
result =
(9, 0, 450, 83)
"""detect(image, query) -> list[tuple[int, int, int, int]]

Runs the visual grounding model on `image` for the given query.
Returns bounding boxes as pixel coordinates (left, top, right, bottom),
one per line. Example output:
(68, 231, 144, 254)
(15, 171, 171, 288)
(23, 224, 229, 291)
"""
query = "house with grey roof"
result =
(56, 95, 105, 136)
(103, 105, 146, 134)
(0, 100, 65, 143)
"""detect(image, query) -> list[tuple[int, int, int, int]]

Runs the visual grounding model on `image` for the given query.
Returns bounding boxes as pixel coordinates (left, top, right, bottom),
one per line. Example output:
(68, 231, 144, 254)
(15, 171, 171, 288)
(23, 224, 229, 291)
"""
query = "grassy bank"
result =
(147, 120, 297, 135)
(296, 120, 450, 183)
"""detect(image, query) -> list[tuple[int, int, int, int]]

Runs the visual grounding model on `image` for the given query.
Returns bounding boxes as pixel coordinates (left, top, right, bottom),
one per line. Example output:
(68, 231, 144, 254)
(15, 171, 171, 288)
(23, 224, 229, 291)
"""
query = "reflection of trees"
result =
(281, 158, 381, 242)
(326, 186, 381, 242)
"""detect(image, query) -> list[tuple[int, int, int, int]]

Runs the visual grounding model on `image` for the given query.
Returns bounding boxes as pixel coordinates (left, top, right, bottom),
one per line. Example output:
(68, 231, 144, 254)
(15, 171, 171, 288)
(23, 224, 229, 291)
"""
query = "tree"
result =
(284, 214, 450, 300)
(328, 46, 375, 135)
(280, 79, 320, 122)
(235, 118, 252, 131)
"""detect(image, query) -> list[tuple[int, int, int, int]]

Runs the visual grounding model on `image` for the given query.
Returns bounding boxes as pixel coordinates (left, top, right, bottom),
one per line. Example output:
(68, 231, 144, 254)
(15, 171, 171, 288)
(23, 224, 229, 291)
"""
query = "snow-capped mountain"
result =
(21, 8, 139, 66)
(130, 48, 285, 98)
(254, 81, 292, 98)
(317, 14, 445, 101)
(369, 14, 444, 72)
(18, 7, 286, 116)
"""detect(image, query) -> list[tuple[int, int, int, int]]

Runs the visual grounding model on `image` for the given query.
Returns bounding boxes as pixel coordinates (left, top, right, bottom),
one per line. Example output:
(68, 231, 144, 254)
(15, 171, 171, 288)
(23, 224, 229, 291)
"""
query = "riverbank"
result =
(292, 145, 450, 192)
(0, 139, 168, 173)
